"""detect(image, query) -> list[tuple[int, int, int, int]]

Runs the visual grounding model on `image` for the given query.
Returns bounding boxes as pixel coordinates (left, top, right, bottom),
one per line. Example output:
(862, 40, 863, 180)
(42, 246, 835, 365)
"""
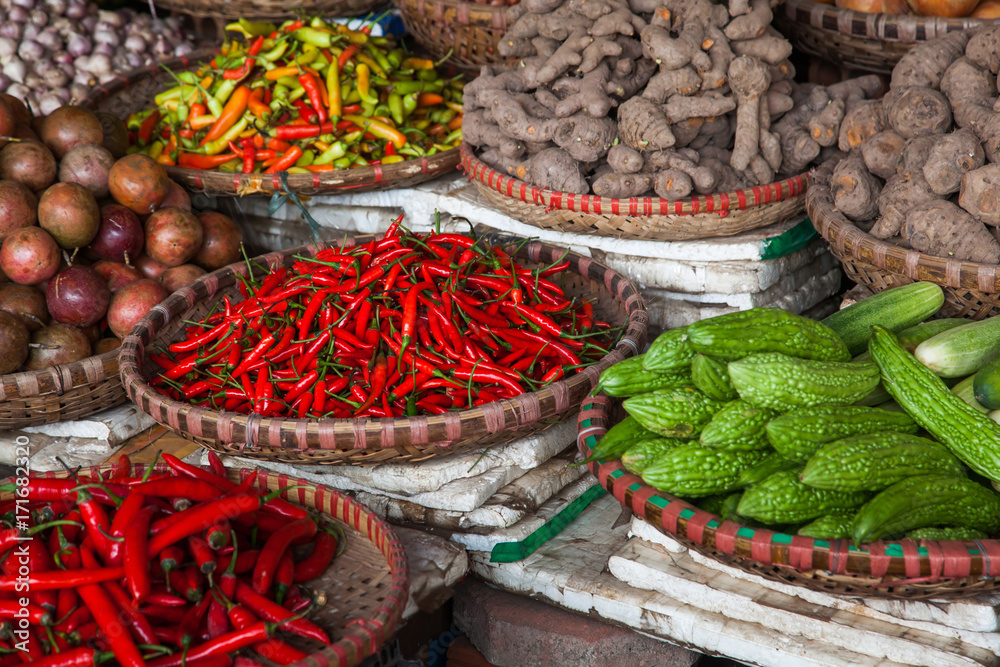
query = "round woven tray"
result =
(807, 160, 1000, 319)
(775, 0, 990, 74)
(8, 463, 408, 666)
(461, 144, 810, 242)
(578, 395, 1000, 600)
(82, 53, 460, 197)
(118, 233, 648, 465)
(392, 0, 509, 75)
(0, 349, 126, 431)
(153, 0, 386, 22)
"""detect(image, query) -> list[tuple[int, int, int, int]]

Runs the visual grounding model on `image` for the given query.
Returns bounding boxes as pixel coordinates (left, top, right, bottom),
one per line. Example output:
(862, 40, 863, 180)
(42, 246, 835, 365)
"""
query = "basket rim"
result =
(118, 233, 648, 455)
(392, 0, 508, 23)
(151, 0, 389, 20)
(81, 52, 461, 196)
(0, 349, 120, 403)
(779, 0, 993, 40)
(806, 159, 1000, 293)
(16, 463, 408, 667)
(460, 143, 811, 218)
(577, 394, 1000, 595)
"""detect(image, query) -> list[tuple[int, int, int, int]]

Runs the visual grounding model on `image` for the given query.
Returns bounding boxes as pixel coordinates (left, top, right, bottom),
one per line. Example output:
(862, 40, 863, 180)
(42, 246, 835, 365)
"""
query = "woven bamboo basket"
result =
(392, 0, 509, 75)
(461, 144, 810, 242)
(0, 349, 127, 431)
(152, 0, 386, 23)
(118, 233, 648, 465)
(807, 160, 1000, 319)
(578, 395, 1000, 600)
(775, 0, 990, 74)
(82, 53, 460, 197)
(9, 463, 408, 666)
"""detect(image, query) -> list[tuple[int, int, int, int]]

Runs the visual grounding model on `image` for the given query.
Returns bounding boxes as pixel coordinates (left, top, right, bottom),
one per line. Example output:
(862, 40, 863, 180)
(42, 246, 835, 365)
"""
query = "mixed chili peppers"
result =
(148, 215, 618, 419)
(127, 15, 464, 173)
(0, 452, 346, 667)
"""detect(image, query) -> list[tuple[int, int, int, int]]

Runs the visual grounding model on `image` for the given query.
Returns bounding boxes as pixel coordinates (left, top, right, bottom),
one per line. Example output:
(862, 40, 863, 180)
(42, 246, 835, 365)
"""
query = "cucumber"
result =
(686, 308, 851, 362)
(643, 326, 697, 373)
(852, 318, 966, 363)
(596, 355, 692, 397)
(641, 445, 769, 497)
(914, 316, 1000, 378)
(800, 432, 967, 492)
(621, 437, 686, 475)
(798, 513, 856, 539)
(728, 353, 881, 412)
(691, 354, 738, 401)
(582, 416, 656, 463)
(624, 388, 725, 439)
(974, 357, 1000, 410)
(953, 375, 990, 413)
(821, 282, 944, 356)
(699, 400, 778, 451)
(737, 470, 870, 524)
(869, 325, 1000, 483)
(851, 474, 1000, 542)
(905, 526, 989, 540)
(765, 405, 918, 461)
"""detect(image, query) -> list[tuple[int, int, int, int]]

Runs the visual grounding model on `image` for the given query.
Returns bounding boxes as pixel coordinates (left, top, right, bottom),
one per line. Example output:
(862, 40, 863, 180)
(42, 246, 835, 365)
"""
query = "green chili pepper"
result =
(387, 49, 404, 69)
(366, 44, 393, 76)
(402, 93, 419, 116)
(295, 50, 320, 66)
(295, 150, 315, 167)
(238, 18, 275, 36)
(217, 159, 242, 173)
(294, 27, 334, 48)
(388, 94, 404, 126)
(374, 103, 391, 118)
(177, 72, 198, 84)
(342, 130, 364, 144)
(313, 141, 346, 165)
(214, 79, 238, 105)
(391, 80, 442, 96)
(418, 69, 438, 82)
(176, 102, 189, 124)
(288, 86, 307, 103)
(332, 156, 352, 169)
(277, 76, 301, 90)
(260, 42, 289, 62)
(198, 115, 250, 155)
(444, 129, 462, 144)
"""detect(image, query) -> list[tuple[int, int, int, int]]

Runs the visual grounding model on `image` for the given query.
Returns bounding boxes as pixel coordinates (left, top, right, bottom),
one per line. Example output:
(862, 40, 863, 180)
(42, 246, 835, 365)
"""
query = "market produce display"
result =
(147, 216, 618, 419)
(462, 0, 885, 196)
(0, 0, 194, 115)
(590, 282, 1000, 541)
(0, 451, 346, 666)
(824, 27, 1000, 263)
(125, 16, 463, 174)
(0, 103, 243, 375)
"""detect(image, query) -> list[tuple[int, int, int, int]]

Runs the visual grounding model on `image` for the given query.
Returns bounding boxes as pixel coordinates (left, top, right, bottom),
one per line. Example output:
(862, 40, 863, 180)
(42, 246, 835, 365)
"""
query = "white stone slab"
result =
(21, 403, 156, 443)
(207, 420, 576, 512)
(360, 446, 587, 530)
(473, 494, 997, 667)
(222, 174, 811, 262)
(629, 517, 1000, 635)
(448, 474, 598, 552)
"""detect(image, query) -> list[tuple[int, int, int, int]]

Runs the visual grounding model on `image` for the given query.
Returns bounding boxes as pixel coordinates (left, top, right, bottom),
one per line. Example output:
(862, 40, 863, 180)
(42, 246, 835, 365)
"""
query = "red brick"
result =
(454, 578, 699, 667)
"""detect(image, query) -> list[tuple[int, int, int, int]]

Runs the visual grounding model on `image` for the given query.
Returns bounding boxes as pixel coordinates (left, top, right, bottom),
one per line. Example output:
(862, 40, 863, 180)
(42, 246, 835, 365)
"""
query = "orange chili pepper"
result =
(264, 146, 303, 174)
(417, 93, 444, 107)
(337, 44, 360, 68)
(187, 103, 206, 126)
(247, 88, 270, 118)
(156, 133, 177, 166)
(303, 164, 336, 172)
(201, 86, 251, 145)
(447, 115, 463, 131)
(178, 152, 240, 169)
(189, 115, 216, 130)
(266, 138, 292, 152)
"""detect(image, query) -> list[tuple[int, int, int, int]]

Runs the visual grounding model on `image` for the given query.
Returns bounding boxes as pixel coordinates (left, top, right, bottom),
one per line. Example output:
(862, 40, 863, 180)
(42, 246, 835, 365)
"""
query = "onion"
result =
(20, 22, 38, 40)
(80, 15, 96, 31)
(66, 33, 89, 56)
(97, 71, 116, 84)
(29, 9, 48, 26)
(152, 35, 171, 57)
(69, 82, 89, 102)
(93, 29, 118, 46)
(65, 0, 85, 19)
(2, 58, 25, 83)
(72, 68, 94, 86)
(82, 51, 110, 74)
(97, 9, 121, 26)
(7, 6, 28, 22)
(0, 22, 22, 40)
(18, 39, 44, 60)
(42, 67, 68, 87)
(4, 83, 28, 102)
(124, 50, 142, 68)
(23, 72, 42, 89)
(11, 0, 34, 9)
(44, 0, 68, 15)
(37, 93, 62, 115)
(0, 37, 16, 58)
(0, 73, 10, 89)
(52, 49, 72, 64)
(124, 34, 144, 52)
(36, 28, 62, 51)
(174, 42, 194, 57)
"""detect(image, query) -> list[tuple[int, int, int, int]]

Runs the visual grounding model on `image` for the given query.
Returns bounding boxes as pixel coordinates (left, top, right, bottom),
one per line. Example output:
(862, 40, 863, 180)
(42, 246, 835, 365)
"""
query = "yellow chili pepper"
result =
(343, 114, 407, 150)
(356, 53, 385, 79)
(402, 57, 434, 70)
(381, 155, 405, 165)
(355, 64, 377, 105)
(265, 67, 302, 81)
(326, 51, 341, 118)
(148, 141, 164, 160)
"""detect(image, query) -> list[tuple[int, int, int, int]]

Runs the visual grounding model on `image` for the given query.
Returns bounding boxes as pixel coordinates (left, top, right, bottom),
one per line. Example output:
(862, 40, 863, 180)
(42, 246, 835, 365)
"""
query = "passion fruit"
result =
(145, 208, 203, 267)
(194, 212, 243, 271)
(159, 180, 192, 211)
(108, 154, 170, 214)
(58, 144, 115, 199)
(0, 310, 29, 374)
(0, 180, 38, 241)
(0, 283, 49, 331)
(37, 182, 100, 249)
(46, 265, 111, 327)
(39, 106, 104, 159)
(134, 253, 169, 281)
(0, 140, 57, 192)
(0, 226, 61, 285)
(25, 323, 92, 371)
(0, 94, 31, 128)
(107, 279, 168, 339)
(88, 204, 143, 264)
(91, 260, 143, 292)
(160, 264, 206, 292)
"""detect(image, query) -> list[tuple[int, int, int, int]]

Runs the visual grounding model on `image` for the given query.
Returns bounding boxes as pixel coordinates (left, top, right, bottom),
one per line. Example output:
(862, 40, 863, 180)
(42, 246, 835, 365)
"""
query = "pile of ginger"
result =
(827, 26, 1000, 264)
(463, 0, 883, 198)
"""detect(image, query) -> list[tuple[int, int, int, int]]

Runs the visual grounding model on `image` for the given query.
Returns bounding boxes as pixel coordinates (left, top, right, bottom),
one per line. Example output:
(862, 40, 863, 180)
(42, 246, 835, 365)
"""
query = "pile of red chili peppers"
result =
(0, 452, 344, 667)
(148, 216, 618, 419)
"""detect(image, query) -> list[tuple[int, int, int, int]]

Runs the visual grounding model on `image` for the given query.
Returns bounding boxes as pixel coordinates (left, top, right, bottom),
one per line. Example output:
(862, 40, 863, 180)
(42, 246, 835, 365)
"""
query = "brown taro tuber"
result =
(903, 200, 1000, 264)
(831, 153, 882, 222)
(590, 5, 647, 37)
(618, 97, 676, 151)
(940, 58, 997, 119)
(639, 0, 716, 72)
(767, 91, 794, 118)
(671, 117, 705, 147)
(642, 67, 702, 103)
(493, 147, 591, 194)
(606, 59, 658, 100)
(654, 169, 695, 199)
(808, 100, 846, 148)
(728, 55, 770, 172)
(592, 171, 655, 197)
(884, 86, 953, 140)
(899, 135, 940, 174)
(724, 0, 771, 41)
(838, 99, 886, 152)
(922, 128, 985, 195)
(607, 144, 645, 173)
(525, 0, 565, 13)
(965, 25, 1000, 74)
(861, 130, 907, 180)
(729, 28, 794, 66)
(644, 150, 719, 193)
(959, 164, 1000, 226)
(959, 103, 1000, 164)
(871, 171, 940, 239)
(701, 24, 735, 91)
(825, 75, 885, 105)
(485, 91, 558, 143)
(891, 30, 970, 90)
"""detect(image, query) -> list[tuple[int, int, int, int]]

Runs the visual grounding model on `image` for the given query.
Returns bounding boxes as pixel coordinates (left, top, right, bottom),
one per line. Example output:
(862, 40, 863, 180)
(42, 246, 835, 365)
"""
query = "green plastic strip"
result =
(489, 484, 608, 563)
(760, 218, 818, 260)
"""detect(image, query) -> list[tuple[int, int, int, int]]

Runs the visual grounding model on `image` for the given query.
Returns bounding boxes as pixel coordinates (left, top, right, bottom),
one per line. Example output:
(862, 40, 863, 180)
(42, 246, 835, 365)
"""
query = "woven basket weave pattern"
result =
(119, 235, 648, 465)
(16, 464, 408, 666)
(153, 0, 386, 22)
(82, 53, 460, 197)
(578, 396, 1000, 600)
(461, 144, 809, 242)
(393, 0, 508, 75)
(776, 0, 989, 73)
(807, 160, 1000, 320)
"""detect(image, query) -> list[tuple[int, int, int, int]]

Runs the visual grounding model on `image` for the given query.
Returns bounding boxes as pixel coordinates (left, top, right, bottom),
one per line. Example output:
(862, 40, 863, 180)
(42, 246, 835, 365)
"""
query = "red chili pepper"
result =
(264, 146, 304, 174)
(123, 506, 154, 603)
(272, 551, 294, 603)
(338, 43, 361, 68)
(148, 494, 266, 556)
(234, 583, 329, 645)
(292, 529, 339, 582)
(298, 72, 326, 124)
(224, 35, 264, 79)
(138, 110, 161, 145)
(150, 623, 270, 667)
(353, 356, 387, 414)
(104, 579, 158, 645)
(76, 546, 145, 667)
(252, 518, 316, 595)
(21, 647, 96, 667)
(216, 549, 260, 575)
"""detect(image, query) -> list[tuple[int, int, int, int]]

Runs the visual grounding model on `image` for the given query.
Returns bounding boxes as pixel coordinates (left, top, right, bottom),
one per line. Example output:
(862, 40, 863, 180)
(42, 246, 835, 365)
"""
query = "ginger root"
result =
(728, 55, 770, 172)
(903, 199, 1000, 264)
(618, 96, 676, 151)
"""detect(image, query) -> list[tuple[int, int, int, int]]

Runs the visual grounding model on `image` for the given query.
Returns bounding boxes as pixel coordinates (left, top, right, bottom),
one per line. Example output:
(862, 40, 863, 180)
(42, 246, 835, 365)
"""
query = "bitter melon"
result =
(765, 405, 918, 461)
(728, 353, 881, 412)
(699, 400, 778, 451)
(623, 388, 725, 439)
(737, 470, 870, 524)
